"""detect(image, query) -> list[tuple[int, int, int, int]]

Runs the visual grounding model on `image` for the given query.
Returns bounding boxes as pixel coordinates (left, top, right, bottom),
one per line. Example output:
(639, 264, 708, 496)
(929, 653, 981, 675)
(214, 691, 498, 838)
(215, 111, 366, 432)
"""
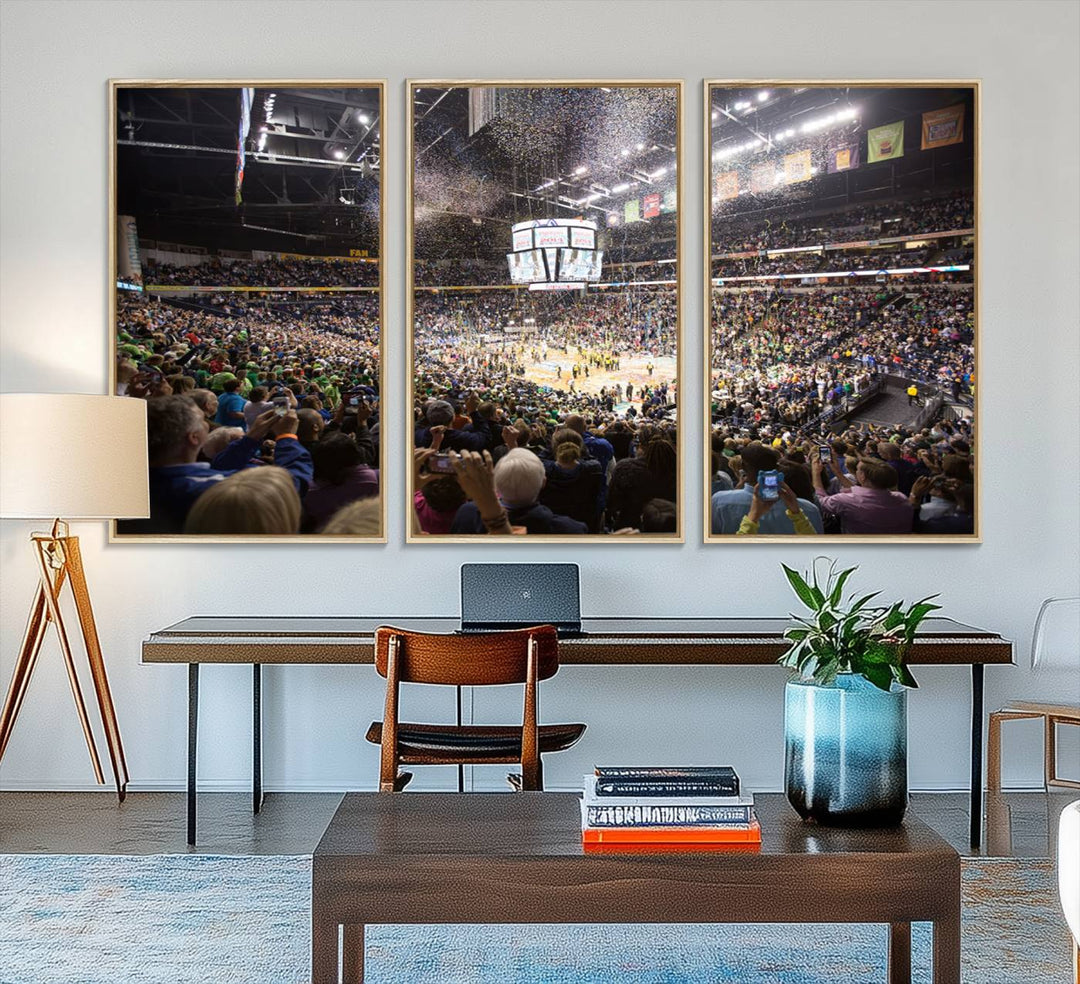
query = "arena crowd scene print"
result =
(111, 83, 383, 538)
(410, 82, 681, 539)
(706, 83, 977, 539)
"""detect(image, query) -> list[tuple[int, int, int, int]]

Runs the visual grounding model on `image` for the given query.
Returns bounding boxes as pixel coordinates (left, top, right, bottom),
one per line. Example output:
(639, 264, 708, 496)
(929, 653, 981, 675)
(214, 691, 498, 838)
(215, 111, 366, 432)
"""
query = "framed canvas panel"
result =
(407, 80, 683, 542)
(704, 81, 980, 543)
(109, 80, 386, 542)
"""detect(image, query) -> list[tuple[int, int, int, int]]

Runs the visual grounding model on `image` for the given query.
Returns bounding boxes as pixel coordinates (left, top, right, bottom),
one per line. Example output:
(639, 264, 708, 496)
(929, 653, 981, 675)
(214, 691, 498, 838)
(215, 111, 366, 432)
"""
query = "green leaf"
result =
(862, 663, 894, 692)
(895, 664, 919, 689)
(849, 591, 881, 613)
(782, 565, 819, 610)
(882, 604, 905, 632)
(828, 566, 856, 607)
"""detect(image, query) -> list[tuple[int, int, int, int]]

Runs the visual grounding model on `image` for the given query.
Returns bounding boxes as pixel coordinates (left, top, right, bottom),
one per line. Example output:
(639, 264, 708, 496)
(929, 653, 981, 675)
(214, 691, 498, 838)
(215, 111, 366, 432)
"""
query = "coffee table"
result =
(311, 792, 960, 984)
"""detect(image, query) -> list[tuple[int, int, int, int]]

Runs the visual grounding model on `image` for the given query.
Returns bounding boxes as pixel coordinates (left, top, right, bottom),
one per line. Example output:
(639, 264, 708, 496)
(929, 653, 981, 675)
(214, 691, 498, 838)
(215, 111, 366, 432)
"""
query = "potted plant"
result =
(779, 559, 941, 826)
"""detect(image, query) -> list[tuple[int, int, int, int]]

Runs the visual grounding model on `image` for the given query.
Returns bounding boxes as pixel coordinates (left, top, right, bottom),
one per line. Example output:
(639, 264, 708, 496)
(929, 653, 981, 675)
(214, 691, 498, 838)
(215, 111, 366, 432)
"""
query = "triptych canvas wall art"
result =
(108, 79, 978, 543)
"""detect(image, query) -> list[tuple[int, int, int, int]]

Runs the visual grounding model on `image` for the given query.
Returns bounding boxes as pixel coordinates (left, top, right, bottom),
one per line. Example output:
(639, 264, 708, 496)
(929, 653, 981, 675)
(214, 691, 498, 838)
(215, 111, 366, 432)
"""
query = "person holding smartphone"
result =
(736, 480, 818, 536)
(710, 441, 823, 535)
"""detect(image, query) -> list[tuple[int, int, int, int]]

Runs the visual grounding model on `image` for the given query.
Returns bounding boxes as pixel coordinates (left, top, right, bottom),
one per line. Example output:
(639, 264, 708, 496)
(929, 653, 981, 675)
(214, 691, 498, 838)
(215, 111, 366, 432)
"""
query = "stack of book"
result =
(581, 766, 760, 848)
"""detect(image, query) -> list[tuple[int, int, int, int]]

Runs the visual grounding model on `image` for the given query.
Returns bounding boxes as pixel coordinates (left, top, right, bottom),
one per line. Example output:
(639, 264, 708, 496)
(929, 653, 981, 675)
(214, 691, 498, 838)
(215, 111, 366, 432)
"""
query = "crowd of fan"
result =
(712, 246, 975, 280)
(113, 292, 381, 536)
(413, 256, 677, 289)
(711, 283, 973, 429)
(706, 278, 975, 536)
(416, 287, 677, 360)
(412, 288, 678, 535)
(712, 188, 974, 254)
(708, 418, 975, 536)
(144, 255, 379, 287)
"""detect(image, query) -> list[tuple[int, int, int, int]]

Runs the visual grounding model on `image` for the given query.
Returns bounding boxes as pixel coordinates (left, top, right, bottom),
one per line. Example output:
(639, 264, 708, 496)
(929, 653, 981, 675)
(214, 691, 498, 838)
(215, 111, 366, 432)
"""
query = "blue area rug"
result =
(0, 854, 1070, 983)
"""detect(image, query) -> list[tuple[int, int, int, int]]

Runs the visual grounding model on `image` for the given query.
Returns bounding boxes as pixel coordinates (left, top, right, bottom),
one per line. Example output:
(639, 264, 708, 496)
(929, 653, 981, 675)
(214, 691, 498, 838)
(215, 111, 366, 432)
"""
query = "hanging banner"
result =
(921, 104, 965, 150)
(750, 163, 774, 194)
(714, 170, 738, 201)
(235, 86, 255, 205)
(642, 192, 661, 218)
(867, 120, 905, 163)
(826, 140, 861, 173)
(623, 198, 641, 224)
(784, 149, 812, 184)
(116, 215, 142, 285)
(661, 186, 677, 213)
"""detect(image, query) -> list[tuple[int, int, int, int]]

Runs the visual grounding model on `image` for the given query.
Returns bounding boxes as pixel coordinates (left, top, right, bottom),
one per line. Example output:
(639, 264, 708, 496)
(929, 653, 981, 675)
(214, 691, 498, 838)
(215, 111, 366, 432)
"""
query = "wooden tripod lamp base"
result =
(0, 520, 129, 801)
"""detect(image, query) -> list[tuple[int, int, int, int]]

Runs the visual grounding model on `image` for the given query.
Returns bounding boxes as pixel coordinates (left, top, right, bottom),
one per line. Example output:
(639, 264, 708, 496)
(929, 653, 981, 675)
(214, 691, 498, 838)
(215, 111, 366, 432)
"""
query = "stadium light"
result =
(357, 112, 370, 124)
(621, 148, 630, 156)
(651, 167, 667, 178)
(734, 101, 749, 110)
(611, 182, 630, 193)
(636, 142, 645, 150)
(757, 90, 769, 102)
(333, 149, 346, 160)
(574, 165, 588, 175)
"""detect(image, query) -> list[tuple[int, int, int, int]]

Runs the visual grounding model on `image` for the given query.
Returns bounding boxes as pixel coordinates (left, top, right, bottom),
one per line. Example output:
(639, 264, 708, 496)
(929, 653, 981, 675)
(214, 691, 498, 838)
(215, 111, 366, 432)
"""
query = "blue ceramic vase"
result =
(784, 672, 908, 826)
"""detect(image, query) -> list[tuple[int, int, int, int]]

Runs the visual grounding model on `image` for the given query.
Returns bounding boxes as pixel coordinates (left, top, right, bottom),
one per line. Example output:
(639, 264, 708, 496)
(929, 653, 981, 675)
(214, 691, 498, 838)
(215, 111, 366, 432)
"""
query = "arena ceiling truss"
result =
(116, 86, 381, 253)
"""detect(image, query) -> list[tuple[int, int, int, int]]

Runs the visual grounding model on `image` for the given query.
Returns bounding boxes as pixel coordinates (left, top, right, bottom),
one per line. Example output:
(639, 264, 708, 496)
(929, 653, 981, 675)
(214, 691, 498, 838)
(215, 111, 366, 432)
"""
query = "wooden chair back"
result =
(374, 625, 560, 686)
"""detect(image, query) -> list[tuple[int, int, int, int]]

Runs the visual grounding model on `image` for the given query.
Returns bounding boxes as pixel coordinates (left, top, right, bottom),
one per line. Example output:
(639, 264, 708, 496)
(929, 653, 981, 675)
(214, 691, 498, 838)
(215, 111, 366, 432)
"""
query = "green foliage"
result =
(779, 559, 941, 692)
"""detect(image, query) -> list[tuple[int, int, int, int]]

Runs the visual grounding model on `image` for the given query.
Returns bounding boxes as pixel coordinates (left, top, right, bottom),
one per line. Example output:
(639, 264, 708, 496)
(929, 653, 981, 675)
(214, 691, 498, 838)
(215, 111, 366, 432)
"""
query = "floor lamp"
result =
(0, 393, 149, 800)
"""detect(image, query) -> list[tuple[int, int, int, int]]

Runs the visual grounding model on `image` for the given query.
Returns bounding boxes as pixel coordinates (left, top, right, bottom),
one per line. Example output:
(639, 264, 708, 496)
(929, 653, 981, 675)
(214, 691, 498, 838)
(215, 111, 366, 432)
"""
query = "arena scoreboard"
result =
(507, 218, 602, 290)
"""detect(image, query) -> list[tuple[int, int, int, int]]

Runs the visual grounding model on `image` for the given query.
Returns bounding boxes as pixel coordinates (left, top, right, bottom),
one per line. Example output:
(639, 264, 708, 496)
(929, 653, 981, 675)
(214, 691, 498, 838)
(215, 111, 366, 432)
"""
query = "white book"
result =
(581, 775, 754, 809)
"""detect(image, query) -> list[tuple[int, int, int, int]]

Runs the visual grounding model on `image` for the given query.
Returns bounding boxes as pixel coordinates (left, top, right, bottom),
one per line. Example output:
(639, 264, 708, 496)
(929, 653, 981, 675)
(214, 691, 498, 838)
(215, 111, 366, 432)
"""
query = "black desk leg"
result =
(187, 663, 199, 847)
(253, 663, 263, 814)
(969, 663, 984, 848)
(456, 684, 464, 793)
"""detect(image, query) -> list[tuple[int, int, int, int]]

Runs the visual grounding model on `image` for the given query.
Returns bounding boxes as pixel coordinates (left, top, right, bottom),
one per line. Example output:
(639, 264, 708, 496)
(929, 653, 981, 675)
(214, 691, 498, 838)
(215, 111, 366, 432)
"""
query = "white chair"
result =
(1059, 799, 1080, 983)
(988, 598, 1080, 791)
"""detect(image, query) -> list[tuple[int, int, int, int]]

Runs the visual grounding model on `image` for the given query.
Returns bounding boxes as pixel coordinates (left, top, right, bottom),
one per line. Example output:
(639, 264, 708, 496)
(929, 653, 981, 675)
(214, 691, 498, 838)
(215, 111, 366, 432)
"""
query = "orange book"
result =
(583, 840, 761, 854)
(582, 818, 761, 845)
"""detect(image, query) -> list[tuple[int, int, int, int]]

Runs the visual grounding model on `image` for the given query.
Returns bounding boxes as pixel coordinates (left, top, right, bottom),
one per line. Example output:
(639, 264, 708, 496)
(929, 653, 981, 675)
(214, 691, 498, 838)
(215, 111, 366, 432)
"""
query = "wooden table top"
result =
(314, 791, 956, 862)
(142, 616, 1013, 666)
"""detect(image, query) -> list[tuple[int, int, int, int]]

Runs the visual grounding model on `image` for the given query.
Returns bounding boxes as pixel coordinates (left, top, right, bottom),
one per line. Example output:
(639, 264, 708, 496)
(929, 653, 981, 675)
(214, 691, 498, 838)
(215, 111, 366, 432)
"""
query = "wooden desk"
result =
(311, 791, 961, 984)
(141, 616, 1012, 846)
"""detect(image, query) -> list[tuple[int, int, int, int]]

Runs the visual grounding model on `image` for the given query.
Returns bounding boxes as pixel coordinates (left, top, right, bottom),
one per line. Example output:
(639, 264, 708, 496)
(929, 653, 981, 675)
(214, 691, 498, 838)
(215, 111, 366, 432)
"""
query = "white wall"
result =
(1, 0, 1077, 795)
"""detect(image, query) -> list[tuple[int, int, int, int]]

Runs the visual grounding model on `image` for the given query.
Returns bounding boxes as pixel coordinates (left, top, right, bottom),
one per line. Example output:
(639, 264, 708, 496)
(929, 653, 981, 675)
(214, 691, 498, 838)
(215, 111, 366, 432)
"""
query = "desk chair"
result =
(365, 625, 586, 792)
(988, 597, 1080, 792)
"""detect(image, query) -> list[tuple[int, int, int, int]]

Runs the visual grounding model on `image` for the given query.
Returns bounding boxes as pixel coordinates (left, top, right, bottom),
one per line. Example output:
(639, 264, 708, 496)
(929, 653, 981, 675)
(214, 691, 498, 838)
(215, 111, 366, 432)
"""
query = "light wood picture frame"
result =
(407, 80, 684, 543)
(704, 80, 980, 543)
(108, 79, 387, 543)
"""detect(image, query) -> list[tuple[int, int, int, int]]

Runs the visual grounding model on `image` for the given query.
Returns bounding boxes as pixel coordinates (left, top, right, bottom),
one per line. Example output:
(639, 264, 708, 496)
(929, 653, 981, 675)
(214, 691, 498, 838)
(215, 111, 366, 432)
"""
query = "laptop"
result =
(459, 563, 582, 637)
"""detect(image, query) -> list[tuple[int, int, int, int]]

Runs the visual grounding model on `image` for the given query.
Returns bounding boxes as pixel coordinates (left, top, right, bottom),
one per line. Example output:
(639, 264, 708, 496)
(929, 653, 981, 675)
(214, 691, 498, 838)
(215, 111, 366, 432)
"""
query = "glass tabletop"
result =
(152, 615, 998, 639)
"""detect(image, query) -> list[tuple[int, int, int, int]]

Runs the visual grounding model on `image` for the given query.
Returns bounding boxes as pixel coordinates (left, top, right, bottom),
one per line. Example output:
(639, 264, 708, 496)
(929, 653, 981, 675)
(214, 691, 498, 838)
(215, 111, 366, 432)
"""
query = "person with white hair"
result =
(449, 448, 587, 535)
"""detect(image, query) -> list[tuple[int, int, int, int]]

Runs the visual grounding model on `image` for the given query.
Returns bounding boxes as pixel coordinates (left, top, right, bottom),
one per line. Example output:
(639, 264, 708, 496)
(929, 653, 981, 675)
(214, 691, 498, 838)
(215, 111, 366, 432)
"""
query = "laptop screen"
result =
(460, 563, 581, 630)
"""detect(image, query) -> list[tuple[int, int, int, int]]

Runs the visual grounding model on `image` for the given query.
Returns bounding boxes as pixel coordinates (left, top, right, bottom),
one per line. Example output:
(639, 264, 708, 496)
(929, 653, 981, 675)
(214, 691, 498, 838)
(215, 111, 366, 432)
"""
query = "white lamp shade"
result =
(0, 393, 150, 520)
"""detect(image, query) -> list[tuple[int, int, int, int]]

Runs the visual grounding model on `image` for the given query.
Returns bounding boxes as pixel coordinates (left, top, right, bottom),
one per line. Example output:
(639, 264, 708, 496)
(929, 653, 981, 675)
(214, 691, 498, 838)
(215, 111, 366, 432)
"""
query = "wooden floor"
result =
(1, 789, 1074, 857)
